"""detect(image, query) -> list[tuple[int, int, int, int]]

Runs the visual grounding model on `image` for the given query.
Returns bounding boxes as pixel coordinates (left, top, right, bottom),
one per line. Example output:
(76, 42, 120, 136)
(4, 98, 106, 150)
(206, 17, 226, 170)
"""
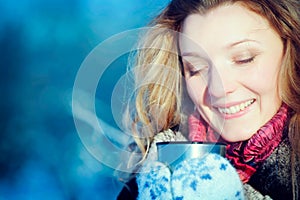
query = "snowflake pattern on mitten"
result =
(171, 154, 244, 200)
(136, 161, 172, 200)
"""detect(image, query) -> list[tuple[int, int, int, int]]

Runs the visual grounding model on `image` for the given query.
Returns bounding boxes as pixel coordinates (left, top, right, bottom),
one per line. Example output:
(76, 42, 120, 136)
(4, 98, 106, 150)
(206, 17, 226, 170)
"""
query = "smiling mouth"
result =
(217, 99, 255, 115)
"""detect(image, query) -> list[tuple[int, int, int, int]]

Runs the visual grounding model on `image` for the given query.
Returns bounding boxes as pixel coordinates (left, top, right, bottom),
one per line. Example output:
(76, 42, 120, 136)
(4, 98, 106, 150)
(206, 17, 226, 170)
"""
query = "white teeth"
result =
(218, 99, 254, 115)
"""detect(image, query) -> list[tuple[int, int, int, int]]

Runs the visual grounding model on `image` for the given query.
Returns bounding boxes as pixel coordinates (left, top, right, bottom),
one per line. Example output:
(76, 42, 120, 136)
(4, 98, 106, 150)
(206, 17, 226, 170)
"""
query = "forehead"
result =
(180, 3, 271, 52)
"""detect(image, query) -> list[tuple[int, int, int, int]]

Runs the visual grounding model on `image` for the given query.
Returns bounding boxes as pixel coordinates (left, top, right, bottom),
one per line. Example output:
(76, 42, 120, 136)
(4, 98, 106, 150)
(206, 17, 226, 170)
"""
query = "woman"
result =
(118, 0, 300, 199)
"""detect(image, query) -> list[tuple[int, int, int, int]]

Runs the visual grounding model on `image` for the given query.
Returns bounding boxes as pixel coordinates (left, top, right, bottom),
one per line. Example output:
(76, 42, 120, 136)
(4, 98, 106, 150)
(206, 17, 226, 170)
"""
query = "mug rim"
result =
(156, 141, 227, 146)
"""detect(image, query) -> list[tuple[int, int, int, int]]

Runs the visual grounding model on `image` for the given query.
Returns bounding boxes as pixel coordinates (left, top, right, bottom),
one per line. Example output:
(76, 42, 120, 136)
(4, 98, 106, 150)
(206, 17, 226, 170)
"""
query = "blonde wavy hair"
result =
(123, 0, 300, 197)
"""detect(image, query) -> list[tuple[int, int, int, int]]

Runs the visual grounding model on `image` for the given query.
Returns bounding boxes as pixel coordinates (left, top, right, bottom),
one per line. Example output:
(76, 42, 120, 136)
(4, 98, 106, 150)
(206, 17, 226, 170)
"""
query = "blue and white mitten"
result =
(136, 161, 172, 200)
(172, 153, 245, 200)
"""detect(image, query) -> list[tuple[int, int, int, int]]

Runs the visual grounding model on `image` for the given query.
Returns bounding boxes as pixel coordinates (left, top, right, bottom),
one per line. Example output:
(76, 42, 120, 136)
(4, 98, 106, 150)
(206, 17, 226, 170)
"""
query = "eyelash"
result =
(185, 55, 256, 76)
(189, 69, 201, 76)
(187, 65, 208, 76)
(235, 56, 256, 65)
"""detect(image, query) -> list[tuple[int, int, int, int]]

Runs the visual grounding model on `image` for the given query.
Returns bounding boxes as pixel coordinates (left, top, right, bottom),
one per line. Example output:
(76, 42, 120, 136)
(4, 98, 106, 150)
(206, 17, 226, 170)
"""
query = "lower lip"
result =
(218, 101, 254, 120)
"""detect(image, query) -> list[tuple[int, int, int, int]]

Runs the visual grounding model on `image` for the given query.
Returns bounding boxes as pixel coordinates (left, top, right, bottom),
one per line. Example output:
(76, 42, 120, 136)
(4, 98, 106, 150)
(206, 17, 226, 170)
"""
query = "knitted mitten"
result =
(171, 153, 245, 200)
(136, 161, 172, 200)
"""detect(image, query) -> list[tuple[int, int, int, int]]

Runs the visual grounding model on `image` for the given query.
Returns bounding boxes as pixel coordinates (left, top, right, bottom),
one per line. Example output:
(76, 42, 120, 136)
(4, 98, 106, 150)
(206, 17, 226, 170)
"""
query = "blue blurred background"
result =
(0, 0, 170, 199)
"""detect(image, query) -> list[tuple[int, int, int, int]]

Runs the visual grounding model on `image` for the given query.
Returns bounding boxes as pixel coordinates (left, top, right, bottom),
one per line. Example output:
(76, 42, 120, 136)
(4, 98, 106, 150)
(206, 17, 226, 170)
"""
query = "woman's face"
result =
(180, 3, 283, 142)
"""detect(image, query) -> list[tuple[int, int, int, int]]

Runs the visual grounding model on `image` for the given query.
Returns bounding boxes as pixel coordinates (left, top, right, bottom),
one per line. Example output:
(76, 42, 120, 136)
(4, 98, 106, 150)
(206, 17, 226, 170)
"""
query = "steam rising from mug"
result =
(72, 27, 225, 174)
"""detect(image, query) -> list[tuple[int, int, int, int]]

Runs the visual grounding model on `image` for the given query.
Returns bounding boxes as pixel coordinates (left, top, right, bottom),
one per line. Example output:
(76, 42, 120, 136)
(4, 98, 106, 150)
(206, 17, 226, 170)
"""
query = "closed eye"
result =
(189, 69, 201, 76)
(185, 63, 208, 77)
(235, 56, 255, 65)
(181, 53, 211, 77)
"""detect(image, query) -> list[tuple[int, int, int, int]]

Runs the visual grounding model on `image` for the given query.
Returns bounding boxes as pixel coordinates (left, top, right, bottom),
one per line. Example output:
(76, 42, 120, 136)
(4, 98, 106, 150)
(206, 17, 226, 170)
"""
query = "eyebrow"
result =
(180, 52, 212, 66)
(180, 52, 210, 63)
(180, 52, 201, 57)
(181, 39, 260, 57)
(180, 39, 260, 60)
(226, 39, 260, 49)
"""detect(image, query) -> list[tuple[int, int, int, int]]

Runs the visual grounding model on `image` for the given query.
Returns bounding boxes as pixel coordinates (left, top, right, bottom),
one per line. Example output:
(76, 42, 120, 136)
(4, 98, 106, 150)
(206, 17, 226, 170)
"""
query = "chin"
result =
(215, 120, 262, 142)
(219, 130, 255, 143)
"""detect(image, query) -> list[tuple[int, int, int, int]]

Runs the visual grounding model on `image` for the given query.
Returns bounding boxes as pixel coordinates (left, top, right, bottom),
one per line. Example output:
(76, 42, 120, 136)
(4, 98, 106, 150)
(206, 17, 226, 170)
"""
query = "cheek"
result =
(240, 59, 281, 94)
(185, 78, 207, 105)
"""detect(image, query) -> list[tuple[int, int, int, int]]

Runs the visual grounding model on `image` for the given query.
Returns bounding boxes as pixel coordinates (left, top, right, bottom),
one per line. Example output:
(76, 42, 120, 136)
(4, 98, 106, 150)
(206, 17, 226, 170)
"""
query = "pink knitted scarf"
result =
(188, 103, 289, 183)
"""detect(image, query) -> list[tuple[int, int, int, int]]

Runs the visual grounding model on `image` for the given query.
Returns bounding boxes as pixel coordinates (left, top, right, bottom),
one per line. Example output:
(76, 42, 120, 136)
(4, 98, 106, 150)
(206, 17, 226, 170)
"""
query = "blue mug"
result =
(156, 141, 226, 171)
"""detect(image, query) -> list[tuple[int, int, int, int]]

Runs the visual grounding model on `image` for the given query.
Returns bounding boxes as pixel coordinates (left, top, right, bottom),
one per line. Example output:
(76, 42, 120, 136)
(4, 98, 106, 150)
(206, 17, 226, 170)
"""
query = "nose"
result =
(207, 64, 237, 99)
